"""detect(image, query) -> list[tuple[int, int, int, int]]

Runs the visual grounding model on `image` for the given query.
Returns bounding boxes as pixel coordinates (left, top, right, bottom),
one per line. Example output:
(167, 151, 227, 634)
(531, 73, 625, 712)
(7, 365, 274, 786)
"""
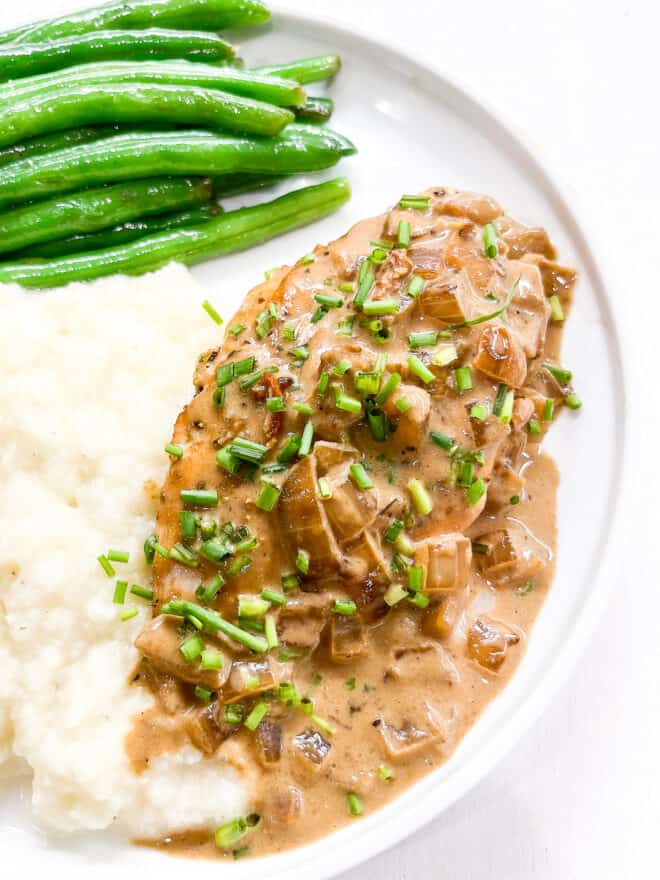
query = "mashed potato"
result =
(0, 266, 250, 836)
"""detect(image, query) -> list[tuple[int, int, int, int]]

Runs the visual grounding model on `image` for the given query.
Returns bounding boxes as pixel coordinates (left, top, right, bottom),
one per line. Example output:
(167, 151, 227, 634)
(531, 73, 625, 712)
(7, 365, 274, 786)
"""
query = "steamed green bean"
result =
(0, 126, 355, 209)
(0, 177, 212, 256)
(254, 55, 341, 85)
(0, 177, 351, 288)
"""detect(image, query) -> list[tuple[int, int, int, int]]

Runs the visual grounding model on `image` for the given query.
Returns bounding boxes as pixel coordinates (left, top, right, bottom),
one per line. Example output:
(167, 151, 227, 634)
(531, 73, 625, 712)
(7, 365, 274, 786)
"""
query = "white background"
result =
(1, 1, 658, 878)
(277, 1, 658, 878)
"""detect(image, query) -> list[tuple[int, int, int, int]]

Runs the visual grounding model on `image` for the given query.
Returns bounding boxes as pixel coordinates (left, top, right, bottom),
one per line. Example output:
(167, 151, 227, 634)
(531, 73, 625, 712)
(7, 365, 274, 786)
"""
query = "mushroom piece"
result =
(343, 530, 391, 617)
(377, 719, 435, 761)
(497, 262, 550, 358)
(185, 703, 236, 755)
(415, 533, 472, 593)
(329, 614, 369, 663)
(474, 525, 546, 588)
(423, 593, 462, 640)
(280, 455, 344, 580)
(323, 463, 379, 542)
(473, 324, 528, 388)
(485, 464, 525, 511)
(467, 617, 520, 671)
(254, 720, 283, 766)
(135, 615, 229, 690)
(497, 218, 557, 260)
(382, 384, 430, 449)
(291, 729, 331, 778)
(277, 593, 330, 651)
(313, 440, 359, 474)
(223, 659, 276, 704)
(434, 189, 501, 224)
(417, 269, 482, 325)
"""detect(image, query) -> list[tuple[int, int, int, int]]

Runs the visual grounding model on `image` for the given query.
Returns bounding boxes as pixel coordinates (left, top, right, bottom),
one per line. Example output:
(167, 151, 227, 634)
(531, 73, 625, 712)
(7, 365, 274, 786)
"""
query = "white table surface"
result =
(271, 1, 656, 878)
(2, 1, 657, 877)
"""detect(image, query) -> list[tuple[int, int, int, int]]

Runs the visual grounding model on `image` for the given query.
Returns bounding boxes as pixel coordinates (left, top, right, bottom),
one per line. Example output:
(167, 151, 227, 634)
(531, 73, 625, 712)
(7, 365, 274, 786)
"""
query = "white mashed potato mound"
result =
(0, 266, 250, 836)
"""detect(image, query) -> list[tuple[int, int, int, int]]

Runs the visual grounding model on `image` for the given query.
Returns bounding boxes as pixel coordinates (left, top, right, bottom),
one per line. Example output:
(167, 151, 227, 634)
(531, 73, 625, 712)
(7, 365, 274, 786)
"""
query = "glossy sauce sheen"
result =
(127, 187, 577, 858)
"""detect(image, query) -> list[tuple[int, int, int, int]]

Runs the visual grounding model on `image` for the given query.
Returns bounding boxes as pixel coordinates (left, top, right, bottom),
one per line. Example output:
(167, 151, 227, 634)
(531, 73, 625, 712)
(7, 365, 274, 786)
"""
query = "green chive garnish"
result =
(180, 489, 218, 508)
(565, 393, 582, 410)
(482, 223, 498, 258)
(408, 355, 435, 385)
(454, 366, 473, 393)
(298, 421, 314, 457)
(314, 292, 343, 309)
(543, 363, 572, 385)
(295, 548, 310, 575)
(467, 477, 486, 506)
(229, 323, 246, 337)
(256, 482, 281, 512)
(349, 463, 374, 490)
(347, 792, 363, 816)
(164, 443, 184, 459)
(375, 372, 401, 405)
(408, 479, 433, 515)
(333, 598, 357, 616)
(407, 275, 425, 298)
(527, 418, 542, 435)
(244, 701, 269, 731)
(261, 588, 286, 606)
(228, 438, 268, 464)
(397, 220, 411, 248)
(113, 580, 128, 604)
(130, 584, 154, 601)
(409, 330, 438, 349)
(549, 294, 564, 322)
(363, 299, 398, 316)
(161, 599, 268, 653)
(395, 396, 411, 413)
(202, 299, 223, 325)
(97, 555, 115, 577)
(216, 362, 235, 387)
(398, 195, 430, 211)
(107, 549, 129, 563)
(266, 396, 285, 412)
(120, 606, 138, 622)
(180, 634, 204, 663)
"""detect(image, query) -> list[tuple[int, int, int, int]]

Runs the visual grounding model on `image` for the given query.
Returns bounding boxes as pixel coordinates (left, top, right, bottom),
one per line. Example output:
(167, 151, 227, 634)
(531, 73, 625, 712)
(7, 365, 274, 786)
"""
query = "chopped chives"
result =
(354, 266, 375, 309)
(335, 315, 355, 337)
(202, 299, 223, 325)
(314, 292, 343, 309)
(323, 277, 333, 286)
(180, 634, 204, 663)
(256, 482, 281, 512)
(510, 494, 521, 505)
(347, 792, 363, 816)
(194, 685, 213, 703)
(408, 479, 433, 515)
(527, 418, 542, 435)
(375, 372, 401, 405)
(338, 282, 355, 293)
(482, 222, 498, 258)
(277, 434, 301, 463)
(261, 588, 286, 606)
(244, 701, 269, 731)
(397, 219, 411, 248)
(363, 298, 398, 316)
(384, 583, 408, 606)
(143, 535, 157, 565)
(199, 537, 232, 565)
(370, 239, 394, 250)
(565, 393, 582, 410)
(384, 519, 404, 543)
(354, 371, 380, 396)
(430, 431, 454, 451)
(333, 359, 351, 376)
(349, 462, 374, 490)
(432, 344, 458, 366)
(282, 323, 297, 341)
(470, 403, 488, 421)
(300, 253, 316, 265)
(345, 676, 357, 690)
(255, 309, 273, 339)
(179, 509, 197, 541)
(398, 195, 430, 211)
(97, 555, 115, 578)
(295, 548, 310, 575)
(454, 365, 473, 392)
(408, 355, 435, 385)
(458, 460, 474, 486)
(262, 463, 286, 475)
(264, 614, 279, 650)
(196, 574, 225, 604)
(282, 573, 300, 592)
(120, 606, 138, 622)
(378, 765, 394, 781)
(467, 477, 487, 506)
(497, 390, 515, 424)
(408, 591, 430, 609)
(234, 535, 257, 554)
(395, 532, 415, 556)
(310, 306, 327, 324)
(290, 345, 310, 362)
(317, 476, 333, 499)
(235, 356, 256, 376)
(161, 599, 268, 653)
(169, 542, 199, 568)
(543, 398, 555, 421)
(395, 395, 411, 413)
(293, 401, 313, 415)
(228, 438, 268, 464)
(130, 584, 153, 601)
(212, 387, 226, 408)
(543, 362, 572, 385)
(226, 554, 252, 577)
(311, 714, 335, 736)
(298, 421, 314, 457)
(368, 247, 388, 265)
(238, 595, 271, 618)
(334, 389, 362, 414)
(107, 549, 129, 563)
(493, 383, 508, 417)
(366, 405, 388, 441)
(229, 323, 246, 337)
(113, 580, 128, 604)
(164, 443, 184, 459)
(224, 704, 244, 725)
(407, 275, 425, 298)
(549, 294, 564, 322)
(408, 565, 425, 592)
(266, 395, 285, 412)
(216, 446, 241, 475)
(333, 598, 357, 616)
(239, 366, 277, 392)
(317, 372, 330, 395)
(409, 330, 438, 349)
(216, 362, 234, 387)
(215, 817, 249, 850)
(180, 489, 218, 508)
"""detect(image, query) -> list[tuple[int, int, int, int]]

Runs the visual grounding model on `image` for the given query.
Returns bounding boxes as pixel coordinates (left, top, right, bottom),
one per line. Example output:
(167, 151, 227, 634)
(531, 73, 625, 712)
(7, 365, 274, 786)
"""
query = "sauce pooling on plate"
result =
(128, 187, 579, 858)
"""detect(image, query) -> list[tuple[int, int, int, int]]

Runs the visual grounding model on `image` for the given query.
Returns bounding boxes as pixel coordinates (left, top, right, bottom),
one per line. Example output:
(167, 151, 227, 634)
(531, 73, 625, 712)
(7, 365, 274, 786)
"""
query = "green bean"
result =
(0, 177, 213, 257)
(254, 55, 342, 85)
(0, 126, 126, 169)
(0, 82, 295, 148)
(213, 172, 286, 197)
(17, 206, 221, 259)
(0, 29, 234, 83)
(0, 61, 305, 109)
(0, 126, 356, 209)
(0, 0, 270, 46)
(295, 96, 334, 123)
(0, 177, 351, 289)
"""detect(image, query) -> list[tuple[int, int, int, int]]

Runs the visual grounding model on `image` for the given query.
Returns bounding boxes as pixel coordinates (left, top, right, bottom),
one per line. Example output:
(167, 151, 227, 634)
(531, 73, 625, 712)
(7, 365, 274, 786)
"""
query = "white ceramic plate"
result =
(0, 4, 629, 879)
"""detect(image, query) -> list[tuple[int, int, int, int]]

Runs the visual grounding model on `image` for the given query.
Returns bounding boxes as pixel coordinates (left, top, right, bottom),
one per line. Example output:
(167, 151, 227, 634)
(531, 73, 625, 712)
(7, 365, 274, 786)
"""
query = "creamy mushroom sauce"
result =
(128, 187, 577, 859)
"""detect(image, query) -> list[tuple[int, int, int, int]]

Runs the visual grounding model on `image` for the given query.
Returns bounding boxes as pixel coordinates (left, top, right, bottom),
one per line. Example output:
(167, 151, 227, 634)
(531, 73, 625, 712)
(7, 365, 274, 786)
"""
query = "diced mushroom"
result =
(415, 533, 472, 593)
(434, 189, 501, 224)
(382, 384, 430, 449)
(511, 397, 535, 431)
(258, 785, 304, 827)
(185, 703, 235, 755)
(387, 642, 460, 684)
(485, 464, 525, 511)
(254, 720, 283, 766)
(278, 593, 330, 651)
(467, 617, 520, 671)
(377, 719, 434, 761)
(473, 324, 528, 388)
(523, 254, 577, 302)
(423, 593, 462, 640)
(372, 248, 413, 299)
(497, 218, 557, 260)
(223, 659, 276, 704)
(474, 525, 546, 588)
(418, 269, 482, 325)
(134, 658, 189, 715)
(384, 208, 437, 239)
(498, 262, 550, 358)
(135, 616, 229, 690)
(280, 455, 344, 579)
(323, 463, 379, 542)
(313, 440, 359, 474)
(343, 531, 391, 617)
(329, 614, 369, 663)
(291, 728, 331, 778)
